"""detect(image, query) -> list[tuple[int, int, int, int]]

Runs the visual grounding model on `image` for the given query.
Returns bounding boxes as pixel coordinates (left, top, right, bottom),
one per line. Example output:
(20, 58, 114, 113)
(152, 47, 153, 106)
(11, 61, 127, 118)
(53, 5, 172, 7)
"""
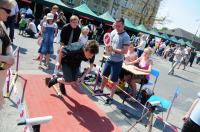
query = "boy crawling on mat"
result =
(47, 40, 99, 94)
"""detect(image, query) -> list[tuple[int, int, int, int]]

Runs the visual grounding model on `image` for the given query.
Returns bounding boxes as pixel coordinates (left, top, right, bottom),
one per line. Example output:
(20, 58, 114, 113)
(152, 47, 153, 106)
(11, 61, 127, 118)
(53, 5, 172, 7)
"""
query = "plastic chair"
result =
(143, 68, 160, 92)
(147, 95, 171, 110)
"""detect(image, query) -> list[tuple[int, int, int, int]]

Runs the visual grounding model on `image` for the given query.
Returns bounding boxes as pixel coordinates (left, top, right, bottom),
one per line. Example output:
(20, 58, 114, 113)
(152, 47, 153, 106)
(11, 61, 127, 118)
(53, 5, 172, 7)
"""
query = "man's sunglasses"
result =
(0, 7, 11, 14)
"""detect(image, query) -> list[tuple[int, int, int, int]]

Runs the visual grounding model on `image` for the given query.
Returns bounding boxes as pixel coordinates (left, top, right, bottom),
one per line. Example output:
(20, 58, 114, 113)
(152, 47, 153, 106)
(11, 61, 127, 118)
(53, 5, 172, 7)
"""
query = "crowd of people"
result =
(0, 0, 200, 131)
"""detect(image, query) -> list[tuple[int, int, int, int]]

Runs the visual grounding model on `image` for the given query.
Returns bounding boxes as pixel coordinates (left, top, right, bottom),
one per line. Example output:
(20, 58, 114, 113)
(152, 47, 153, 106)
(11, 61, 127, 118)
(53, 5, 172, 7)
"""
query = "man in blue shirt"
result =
(95, 18, 130, 104)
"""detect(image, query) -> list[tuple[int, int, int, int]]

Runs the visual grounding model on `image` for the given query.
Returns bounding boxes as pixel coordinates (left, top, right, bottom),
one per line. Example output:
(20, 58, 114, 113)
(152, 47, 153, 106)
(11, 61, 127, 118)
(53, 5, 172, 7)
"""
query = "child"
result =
(125, 47, 153, 99)
(18, 14, 27, 35)
(38, 13, 57, 69)
(119, 41, 138, 94)
(79, 26, 89, 45)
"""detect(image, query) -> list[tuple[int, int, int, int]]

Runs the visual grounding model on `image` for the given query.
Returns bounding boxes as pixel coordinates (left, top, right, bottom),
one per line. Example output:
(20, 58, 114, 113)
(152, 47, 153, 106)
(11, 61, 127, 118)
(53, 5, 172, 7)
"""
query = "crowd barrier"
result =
(81, 65, 179, 132)
(4, 46, 52, 132)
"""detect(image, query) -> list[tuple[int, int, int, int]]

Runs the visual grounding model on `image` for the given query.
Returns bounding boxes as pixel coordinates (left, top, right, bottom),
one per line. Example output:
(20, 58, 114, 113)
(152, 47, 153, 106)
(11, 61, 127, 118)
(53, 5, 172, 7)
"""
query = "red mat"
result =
(20, 74, 121, 132)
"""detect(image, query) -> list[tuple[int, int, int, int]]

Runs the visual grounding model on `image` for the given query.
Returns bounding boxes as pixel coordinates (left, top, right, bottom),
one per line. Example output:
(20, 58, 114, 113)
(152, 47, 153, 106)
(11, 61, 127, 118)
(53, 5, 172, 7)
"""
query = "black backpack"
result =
(140, 88, 154, 105)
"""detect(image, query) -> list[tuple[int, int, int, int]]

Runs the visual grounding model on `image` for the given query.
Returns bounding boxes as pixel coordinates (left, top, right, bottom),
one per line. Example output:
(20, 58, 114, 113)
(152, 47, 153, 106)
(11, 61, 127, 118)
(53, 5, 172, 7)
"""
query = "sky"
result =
(155, 0, 200, 35)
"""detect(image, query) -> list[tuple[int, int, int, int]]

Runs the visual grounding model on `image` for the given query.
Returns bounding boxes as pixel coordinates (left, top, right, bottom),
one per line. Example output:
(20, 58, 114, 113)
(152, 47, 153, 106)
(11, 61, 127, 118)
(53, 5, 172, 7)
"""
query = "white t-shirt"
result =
(42, 22, 57, 29)
(190, 99, 200, 126)
(26, 8, 33, 15)
(125, 50, 137, 62)
(79, 34, 88, 45)
(138, 40, 147, 51)
(29, 22, 37, 33)
(173, 48, 185, 62)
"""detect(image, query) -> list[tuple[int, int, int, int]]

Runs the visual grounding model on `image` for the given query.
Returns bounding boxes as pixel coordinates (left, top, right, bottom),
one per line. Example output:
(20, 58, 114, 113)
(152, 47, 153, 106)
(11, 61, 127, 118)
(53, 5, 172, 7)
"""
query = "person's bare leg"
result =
(46, 54, 50, 69)
(39, 54, 43, 66)
(100, 76, 108, 91)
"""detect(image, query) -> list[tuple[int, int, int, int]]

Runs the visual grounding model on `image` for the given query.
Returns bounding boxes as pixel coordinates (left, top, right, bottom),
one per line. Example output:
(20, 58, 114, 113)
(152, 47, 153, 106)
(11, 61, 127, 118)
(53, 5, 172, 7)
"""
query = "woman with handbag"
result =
(0, 0, 15, 109)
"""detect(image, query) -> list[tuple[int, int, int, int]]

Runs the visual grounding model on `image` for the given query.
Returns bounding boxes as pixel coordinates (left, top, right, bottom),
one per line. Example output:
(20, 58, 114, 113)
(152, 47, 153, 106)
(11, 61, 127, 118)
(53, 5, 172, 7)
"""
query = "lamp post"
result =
(191, 19, 200, 46)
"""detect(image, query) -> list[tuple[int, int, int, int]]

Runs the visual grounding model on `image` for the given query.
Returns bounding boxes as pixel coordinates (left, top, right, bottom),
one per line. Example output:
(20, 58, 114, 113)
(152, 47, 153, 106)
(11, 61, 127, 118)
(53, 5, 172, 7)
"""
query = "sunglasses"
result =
(0, 7, 11, 14)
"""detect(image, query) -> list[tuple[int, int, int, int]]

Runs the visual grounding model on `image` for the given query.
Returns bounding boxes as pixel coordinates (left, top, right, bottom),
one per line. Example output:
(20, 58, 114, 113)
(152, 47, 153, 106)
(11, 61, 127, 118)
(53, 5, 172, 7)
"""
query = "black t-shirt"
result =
(61, 47, 95, 68)
(190, 51, 197, 60)
(60, 24, 81, 45)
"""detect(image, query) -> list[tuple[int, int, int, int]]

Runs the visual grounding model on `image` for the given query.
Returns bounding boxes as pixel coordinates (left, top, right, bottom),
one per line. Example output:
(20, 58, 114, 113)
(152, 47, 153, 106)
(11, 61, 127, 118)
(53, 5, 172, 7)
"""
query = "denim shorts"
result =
(102, 60, 123, 82)
(62, 63, 80, 82)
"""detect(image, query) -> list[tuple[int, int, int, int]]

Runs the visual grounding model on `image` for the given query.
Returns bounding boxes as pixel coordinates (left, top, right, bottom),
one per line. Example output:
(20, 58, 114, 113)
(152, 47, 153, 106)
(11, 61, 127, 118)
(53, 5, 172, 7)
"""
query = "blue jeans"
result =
(102, 60, 123, 82)
(62, 63, 80, 82)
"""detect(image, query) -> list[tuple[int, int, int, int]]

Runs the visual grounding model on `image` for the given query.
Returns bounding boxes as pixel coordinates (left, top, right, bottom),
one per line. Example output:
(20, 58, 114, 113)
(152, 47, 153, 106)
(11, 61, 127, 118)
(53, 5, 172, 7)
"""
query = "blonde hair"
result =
(82, 26, 89, 33)
(70, 15, 79, 22)
(144, 47, 153, 55)
(0, 0, 16, 9)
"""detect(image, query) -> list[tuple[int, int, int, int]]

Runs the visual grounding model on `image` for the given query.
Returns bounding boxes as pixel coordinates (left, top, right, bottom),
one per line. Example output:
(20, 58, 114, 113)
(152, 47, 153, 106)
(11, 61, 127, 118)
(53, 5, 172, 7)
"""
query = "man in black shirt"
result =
(48, 40, 99, 90)
(188, 49, 197, 67)
(54, 15, 81, 94)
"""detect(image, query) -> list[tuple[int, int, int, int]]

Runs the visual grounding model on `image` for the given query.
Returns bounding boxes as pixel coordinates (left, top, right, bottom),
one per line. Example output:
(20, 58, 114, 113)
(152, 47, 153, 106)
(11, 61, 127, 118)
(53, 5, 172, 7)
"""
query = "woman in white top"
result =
(137, 35, 147, 57)
(125, 41, 138, 63)
(0, 0, 15, 109)
(79, 26, 89, 45)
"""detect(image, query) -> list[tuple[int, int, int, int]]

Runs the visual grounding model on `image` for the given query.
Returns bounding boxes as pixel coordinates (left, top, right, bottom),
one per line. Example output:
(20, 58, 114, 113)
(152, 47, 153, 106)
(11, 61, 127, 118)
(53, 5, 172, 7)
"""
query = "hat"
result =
(46, 13, 54, 20)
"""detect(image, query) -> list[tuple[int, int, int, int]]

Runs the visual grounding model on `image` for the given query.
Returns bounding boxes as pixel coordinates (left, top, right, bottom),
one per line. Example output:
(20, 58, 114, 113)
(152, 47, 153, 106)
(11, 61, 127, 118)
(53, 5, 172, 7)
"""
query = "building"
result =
(62, 0, 161, 28)
(164, 28, 200, 50)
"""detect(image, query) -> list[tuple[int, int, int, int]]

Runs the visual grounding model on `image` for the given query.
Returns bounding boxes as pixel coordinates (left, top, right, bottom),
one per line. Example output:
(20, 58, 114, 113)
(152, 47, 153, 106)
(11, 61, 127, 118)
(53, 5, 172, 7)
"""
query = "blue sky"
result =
(155, 0, 200, 35)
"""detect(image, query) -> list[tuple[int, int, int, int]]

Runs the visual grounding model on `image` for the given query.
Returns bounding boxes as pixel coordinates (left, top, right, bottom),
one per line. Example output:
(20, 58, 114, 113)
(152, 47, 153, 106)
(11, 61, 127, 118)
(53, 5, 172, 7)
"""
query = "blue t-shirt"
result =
(108, 30, 130, 62)
(190, 99, 200, 126)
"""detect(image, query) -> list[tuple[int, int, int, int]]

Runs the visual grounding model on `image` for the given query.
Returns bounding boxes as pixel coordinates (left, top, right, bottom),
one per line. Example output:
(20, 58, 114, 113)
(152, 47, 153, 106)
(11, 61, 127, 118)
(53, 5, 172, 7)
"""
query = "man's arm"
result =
(112, 45, 129, 54)
(56, 46, 64, 70)
(79, 63, 94, 83)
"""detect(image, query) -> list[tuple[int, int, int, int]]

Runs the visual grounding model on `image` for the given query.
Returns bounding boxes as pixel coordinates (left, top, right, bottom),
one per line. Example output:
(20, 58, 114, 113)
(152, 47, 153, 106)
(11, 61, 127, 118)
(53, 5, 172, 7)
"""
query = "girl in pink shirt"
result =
(125, 47, 153, 98)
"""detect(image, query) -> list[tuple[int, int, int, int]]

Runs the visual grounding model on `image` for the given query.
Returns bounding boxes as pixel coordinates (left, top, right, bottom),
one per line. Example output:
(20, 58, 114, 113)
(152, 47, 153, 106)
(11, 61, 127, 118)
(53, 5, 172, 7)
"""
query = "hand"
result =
(2, 63, 12, 70)
(182, 113, 189, 122)
(76, 77, 84, 83)
(56, 62, 61, 70)
(133, 66, 140, 70)
(124, 60, 129, 65)
(105, 45, 113, 54)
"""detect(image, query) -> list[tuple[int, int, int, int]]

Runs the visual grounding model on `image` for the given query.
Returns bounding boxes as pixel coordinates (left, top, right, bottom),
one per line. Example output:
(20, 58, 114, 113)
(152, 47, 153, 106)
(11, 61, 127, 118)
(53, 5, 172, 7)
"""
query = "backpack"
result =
(140, 88, 154, 105)
(62, 42, 83, 55)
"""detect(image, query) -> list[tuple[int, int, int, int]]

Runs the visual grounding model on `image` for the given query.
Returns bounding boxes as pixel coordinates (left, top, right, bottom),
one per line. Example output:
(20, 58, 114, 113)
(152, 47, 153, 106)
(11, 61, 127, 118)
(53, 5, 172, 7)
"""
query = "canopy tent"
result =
(160, 33, 170, 40)
(98, 11, 115, 23)
(149, 28, 160, 37)
(170, 36, 179, 43)
(33, 0, 72, 13)
(178, 39, 185, 45)
(73, 4, 98, 19)
(186, 41, 195, 48)
(136, 24, 149, 34)
(124, 18, 137, 31)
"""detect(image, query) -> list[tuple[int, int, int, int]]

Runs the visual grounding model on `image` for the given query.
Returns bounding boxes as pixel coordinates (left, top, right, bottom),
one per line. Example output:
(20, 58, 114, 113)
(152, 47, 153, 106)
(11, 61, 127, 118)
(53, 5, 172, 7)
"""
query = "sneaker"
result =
(59, 83, 66, 95)
(48, 77, 58, 88)
(94, 89, 103, 94)
(105, 98, 113, 104)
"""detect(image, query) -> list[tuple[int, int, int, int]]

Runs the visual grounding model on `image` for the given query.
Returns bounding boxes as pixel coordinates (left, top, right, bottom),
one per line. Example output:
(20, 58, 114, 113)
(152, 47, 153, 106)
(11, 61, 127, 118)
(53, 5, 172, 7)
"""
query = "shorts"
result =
(62, 63, 80, 82)
(102, 60, 123, 82)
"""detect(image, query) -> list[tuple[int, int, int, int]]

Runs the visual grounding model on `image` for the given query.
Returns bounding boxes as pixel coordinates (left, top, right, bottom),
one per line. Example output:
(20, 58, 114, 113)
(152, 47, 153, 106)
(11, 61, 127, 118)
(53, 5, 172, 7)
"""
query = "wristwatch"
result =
(0, 62, 5, 70)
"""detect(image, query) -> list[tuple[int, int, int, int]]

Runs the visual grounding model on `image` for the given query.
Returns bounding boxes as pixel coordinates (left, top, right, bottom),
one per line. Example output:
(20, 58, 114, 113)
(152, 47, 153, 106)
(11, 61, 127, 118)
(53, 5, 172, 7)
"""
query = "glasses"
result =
(0, 7, 11, 14)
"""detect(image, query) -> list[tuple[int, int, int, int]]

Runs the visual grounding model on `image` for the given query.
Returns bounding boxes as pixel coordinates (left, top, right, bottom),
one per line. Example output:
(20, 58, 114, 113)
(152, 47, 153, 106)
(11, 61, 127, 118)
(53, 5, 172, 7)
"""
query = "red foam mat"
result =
(20, 74, 121, 132)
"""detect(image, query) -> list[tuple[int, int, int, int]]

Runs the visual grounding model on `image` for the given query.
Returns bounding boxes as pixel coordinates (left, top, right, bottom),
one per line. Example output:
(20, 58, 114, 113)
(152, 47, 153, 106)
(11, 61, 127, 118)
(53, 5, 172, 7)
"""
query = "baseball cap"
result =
(46, 13, 54, 20)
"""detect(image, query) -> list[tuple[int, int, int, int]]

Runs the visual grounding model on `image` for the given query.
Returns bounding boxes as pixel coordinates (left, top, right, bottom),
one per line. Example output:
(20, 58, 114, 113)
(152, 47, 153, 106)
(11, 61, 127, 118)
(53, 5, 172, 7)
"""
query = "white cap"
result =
(46, 13, 54, 20)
